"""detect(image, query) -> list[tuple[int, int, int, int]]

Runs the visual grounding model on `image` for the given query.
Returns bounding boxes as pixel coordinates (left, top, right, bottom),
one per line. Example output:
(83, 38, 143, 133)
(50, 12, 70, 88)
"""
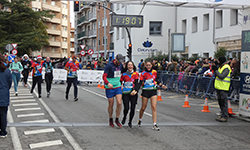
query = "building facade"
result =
(75, 2, 113, 61)
(31, 0, 70, 58)
(112, 4, 242, 65)
(70, 26, 75, 56)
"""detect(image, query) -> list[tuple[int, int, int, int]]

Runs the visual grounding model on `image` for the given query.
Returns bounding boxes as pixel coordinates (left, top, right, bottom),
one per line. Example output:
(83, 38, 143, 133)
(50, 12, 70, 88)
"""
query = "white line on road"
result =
(11, 96, 34, 100)
(11, 99, 36, 103)
(12, 103, 38, 107)
(27, 82, 83, 150)
(81, 87, 153, 117)
(29, 140, 63, 149)
(17, 113, 45, 118)
(10, 94, 33, 97)
(15, 107, 41, 112)
(24, 128, 55, 135)
(7, 109, 23, 150)
(22, 119, 49, 123)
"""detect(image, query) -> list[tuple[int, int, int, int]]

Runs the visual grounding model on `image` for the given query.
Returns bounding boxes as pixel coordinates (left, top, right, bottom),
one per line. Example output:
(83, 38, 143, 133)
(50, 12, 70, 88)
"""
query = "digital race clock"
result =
(111, 14, 143, 28)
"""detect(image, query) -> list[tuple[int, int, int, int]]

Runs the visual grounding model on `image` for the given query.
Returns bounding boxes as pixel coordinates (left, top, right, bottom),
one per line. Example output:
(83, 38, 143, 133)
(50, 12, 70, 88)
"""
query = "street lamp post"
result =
(89, 2, 132, 61)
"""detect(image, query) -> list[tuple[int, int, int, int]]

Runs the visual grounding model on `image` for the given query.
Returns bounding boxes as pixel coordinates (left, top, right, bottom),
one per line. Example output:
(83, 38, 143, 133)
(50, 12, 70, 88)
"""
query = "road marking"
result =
(10, 94, 33, 97)
(15, 107, 41, 112)
(136, 109, 152, 117)
(7, 109, 23, 150)
(13, 103, 38, 107)
(11, 96, 34, 100)
(22, 119, 49, 123)
(29, 140, 63, 149)
(11, 99, 36, 103)
(24, 128, 55, 135)
(28, 82, 83, 150)
(17, 113, 45, 118)
(82, 87, 107, 99)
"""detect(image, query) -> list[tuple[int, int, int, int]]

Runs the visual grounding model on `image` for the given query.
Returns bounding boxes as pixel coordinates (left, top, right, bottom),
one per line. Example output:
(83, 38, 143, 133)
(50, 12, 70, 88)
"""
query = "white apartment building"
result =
(113, 4, 242, 65)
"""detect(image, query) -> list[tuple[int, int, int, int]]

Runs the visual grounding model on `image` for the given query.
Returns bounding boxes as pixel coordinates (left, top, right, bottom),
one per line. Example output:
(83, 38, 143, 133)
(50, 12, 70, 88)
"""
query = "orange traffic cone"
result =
(100, 82, 105, 89)
(157, 89, 163, 101)
(97, 80, 101, 88)
(228, 100, 236, 115)
(201, 98, 211, 113)
(182, 94, 191, 108)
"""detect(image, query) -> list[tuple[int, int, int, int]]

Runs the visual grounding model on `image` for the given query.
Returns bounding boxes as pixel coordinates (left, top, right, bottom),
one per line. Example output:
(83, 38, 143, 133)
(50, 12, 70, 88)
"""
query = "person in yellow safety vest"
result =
(212, 56, 232, 122)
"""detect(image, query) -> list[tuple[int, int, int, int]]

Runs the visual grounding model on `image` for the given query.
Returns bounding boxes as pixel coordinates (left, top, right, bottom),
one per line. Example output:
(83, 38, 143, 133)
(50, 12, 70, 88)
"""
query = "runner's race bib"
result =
(124, 81, 133, 89)
(71, 71, 76, 76)
(24, 65, 28, 69)
(46, 69, 51, 73)
(37, 65, 41, 70)
(114, 71, 121, 78)
(144, 78, 154, 86)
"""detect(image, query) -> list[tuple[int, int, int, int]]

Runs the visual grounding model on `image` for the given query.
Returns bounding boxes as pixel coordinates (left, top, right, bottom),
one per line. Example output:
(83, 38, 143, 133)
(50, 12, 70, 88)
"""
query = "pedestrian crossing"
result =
(9, 86, 65, 149)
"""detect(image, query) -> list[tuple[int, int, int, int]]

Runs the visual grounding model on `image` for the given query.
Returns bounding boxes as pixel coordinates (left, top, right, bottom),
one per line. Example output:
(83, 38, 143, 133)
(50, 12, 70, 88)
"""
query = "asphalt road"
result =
(2, 82, 250, 150)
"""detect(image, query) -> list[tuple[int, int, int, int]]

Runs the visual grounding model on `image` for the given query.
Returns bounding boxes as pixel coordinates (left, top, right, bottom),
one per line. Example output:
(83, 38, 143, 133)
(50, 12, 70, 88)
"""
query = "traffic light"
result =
(74, 1, 79, 12)
(127, 44, 132, 61)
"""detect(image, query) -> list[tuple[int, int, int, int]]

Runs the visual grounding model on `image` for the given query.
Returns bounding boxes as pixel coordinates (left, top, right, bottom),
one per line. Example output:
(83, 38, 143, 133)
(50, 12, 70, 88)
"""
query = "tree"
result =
(0, 0, 53, 56)
(214, 47, 227, 59)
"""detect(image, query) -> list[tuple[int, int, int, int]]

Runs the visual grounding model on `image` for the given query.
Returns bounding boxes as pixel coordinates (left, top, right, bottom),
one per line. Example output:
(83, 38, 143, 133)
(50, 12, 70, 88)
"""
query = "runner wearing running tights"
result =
(102, 54, 124, 128)
(120, 61, 139, 128)
(135, 60, 166, 131)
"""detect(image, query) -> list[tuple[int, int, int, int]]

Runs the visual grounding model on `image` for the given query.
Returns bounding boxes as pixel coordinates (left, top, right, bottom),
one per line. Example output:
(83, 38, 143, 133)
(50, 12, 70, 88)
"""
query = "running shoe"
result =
(137, 120, 141, 127)
(47, 92, 50, 97)
(109, 118, 114, 127)
(115, 119, 122, 128)
(74, 97, 78, 102)
(152, 124, 160, 131)
(38, 95, 41, 98)
(121, 117, 126, 125)
(15, 92, 18, 96)
(65, 94, 68, 100)
(128, 122, 132, 128)
(0, 134, 7, 138)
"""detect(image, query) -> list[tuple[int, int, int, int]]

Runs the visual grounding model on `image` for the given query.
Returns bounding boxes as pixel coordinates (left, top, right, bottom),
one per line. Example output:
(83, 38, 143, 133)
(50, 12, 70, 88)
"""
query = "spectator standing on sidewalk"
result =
(212, 56, 231, 122)
(0, 54, 12, 138)
(138, 59, 143, 73)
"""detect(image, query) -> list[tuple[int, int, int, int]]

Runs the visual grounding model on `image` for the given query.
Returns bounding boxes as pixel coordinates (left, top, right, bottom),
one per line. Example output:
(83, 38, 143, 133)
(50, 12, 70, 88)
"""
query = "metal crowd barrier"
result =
(157, 71, 240, 103)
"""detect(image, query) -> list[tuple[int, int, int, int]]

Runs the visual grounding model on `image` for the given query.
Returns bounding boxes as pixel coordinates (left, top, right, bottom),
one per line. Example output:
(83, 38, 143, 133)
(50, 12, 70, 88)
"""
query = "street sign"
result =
(8, 54, 15, 61)
(12, 49, 18, 55)
(80, 50, 86, 56)
(111, 14, 143, 28)
(80, 45, 86, 50)
(87, 49, 94, 55)
(5, 44, 13, 52)
(11, 43, 18, 49)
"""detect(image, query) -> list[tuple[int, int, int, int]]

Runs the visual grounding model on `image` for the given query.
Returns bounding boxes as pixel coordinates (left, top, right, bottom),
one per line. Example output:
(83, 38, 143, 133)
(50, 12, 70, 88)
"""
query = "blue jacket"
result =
(0, 69, 12, 107)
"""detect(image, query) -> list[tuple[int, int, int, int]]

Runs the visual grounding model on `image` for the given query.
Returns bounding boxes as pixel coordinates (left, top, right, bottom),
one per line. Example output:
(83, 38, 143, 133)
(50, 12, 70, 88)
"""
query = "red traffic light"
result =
(128, 44, 132, 47)
(75, 1, 79, 4)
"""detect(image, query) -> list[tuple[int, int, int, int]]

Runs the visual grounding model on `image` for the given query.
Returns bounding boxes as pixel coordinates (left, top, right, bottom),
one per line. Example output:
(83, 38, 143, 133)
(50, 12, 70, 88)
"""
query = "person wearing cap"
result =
(30, 55, 44, 98)
(21, 54, 32, 87)
(9, 57, 23, 96)
(64, 55, 79, 102)
(102, 54, 124, 128)
(212, 56, 231, 122)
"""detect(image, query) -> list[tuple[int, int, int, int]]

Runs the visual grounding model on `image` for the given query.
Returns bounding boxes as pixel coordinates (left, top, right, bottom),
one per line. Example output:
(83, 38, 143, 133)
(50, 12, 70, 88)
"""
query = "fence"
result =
(157, 71, 240, 103)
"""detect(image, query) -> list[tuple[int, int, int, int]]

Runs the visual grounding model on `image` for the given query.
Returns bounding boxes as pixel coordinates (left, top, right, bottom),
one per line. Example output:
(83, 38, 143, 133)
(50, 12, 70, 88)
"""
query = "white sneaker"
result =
(152, 124, 160, 131)
(15, 92, 18, 96)
(0, 134, 7, 138)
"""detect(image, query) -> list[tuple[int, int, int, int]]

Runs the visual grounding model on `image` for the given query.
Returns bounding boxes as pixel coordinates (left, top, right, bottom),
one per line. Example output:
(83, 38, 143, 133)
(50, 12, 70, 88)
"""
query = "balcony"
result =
(70, 48, 75, 52)
(62, 42, 68, 49)
(42, 3, 60, 12)
(31, 1, 41, 9)
(62, 52, 68, 58)
(79, 2, 90, 12)
(77, 16, 88, 25)
(62, 31, 68, 37)
(47, 29, 60, 35)
(62, 19, 68, 26)
(88, 30, 96, 38)
(43, 52, 61, 58)
(109, 26, 114, 34)
(77, 31, 85, 39)
(89, 12, 97, 22)
(62, 8, 68, 15)
(70, 38, 74, 42)
(110, 42, 114, 50)
(49, 41, 61, 47)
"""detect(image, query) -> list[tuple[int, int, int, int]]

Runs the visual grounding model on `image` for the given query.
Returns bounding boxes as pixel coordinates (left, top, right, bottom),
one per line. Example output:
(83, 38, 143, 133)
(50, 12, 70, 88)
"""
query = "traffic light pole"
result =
(90, 2, 132, 61)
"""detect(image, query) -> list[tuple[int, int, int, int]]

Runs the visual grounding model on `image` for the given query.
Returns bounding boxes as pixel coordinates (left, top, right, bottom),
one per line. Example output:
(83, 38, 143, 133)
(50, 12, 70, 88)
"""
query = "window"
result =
(116, 4, 119, 10)
(70, 43, 73, 47)
(51, 36, 56, 41)
(203, 53, 209, 58)
(52, 48, 55, 53)
(51, 1, 55, 6)
(43, 0, 46, 3)
(62, 14, 64, 19)
(98, 39, 100, 46)
(121, 28, 125, 39)
(102, 37, 107, 45)
(64, 15, 67, 20)
(43, 47, 46, 52)
(102, 18, 107, 26)
(63, 49, 67, 53)
(93, 39, 96, 48)
(203, 14, 209, 31)
(52, 24, 56, 30)
(116, 27, 119, 40)
(122, 4, 125, 8)
(182, 19, 186, 33)
(62, 38, 67, 42)
(149, 22, 162, 35)
(216, 10, 223, 28)
(62, 26, 67, 31)
(32, 8, 36, 11)
(192, 16, 197, 33)
(98, 20, 100, 28)
(70, 33, 73, 38)
(230, 9, 238, 26)
(37, 0, 40, 1)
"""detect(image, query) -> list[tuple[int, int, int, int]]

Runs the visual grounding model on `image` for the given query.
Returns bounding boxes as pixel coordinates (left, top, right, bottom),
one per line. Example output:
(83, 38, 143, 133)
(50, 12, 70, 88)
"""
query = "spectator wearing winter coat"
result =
(198, 63, 210, 75)
(0, 54, 12, 138)
(168, 58, 178, 72)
